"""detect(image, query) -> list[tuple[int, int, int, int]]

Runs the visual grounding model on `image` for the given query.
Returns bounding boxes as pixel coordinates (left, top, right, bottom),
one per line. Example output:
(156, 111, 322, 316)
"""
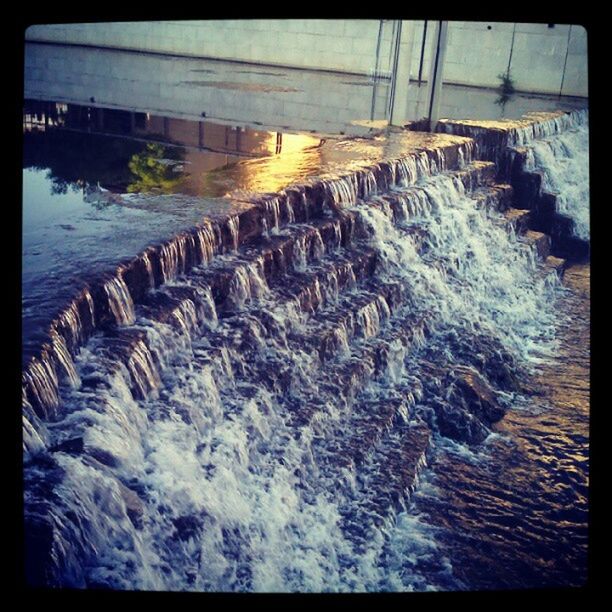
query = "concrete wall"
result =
(25, 19, 588, 97)
(25, 20, 384, 75)
(410, 21, 588, 97)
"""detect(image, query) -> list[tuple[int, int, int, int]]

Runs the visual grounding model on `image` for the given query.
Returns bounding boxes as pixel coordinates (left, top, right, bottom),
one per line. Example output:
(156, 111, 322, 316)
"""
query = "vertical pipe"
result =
(370, 20, 384, 120)
(506, 23, 517, 75)
(387, 20, 398, 77)
(426, 20, 448, 129)
(370, 78, 378, 121)
(559, 25, 573, 97)
(387, 20, 403, 119)
(427, 22, 442, 123)
(373, 19, 384, 78)
(389, 22, 416, 126)
(418, 20, 428, 85)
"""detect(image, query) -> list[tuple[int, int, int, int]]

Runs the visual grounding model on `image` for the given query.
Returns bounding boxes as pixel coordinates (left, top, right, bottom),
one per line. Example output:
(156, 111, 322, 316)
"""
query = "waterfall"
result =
(436, 109, 588, 171)
(510, 109, 589, 147)
(525, 122, 590, 241)
(23, 130, 574, 592)
(104, 276, 136, 326)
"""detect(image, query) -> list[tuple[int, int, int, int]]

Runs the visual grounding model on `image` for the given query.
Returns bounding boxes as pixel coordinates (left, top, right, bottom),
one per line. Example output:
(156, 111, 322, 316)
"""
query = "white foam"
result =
(24, 154, 572, 592)
(525, 123, 590, 241)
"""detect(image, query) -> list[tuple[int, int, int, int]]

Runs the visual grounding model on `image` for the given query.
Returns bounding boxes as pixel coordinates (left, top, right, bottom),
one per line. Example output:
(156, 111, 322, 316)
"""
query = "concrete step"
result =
(543, 255, 567, 278)
(472, 183, 514, 213)
(502, 208, 531, 234)
(521, 230, 551, 260)
(338, 422, 431, 548)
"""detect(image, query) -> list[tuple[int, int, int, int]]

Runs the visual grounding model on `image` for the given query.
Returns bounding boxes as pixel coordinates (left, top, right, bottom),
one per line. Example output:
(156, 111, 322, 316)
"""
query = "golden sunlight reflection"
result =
(195, 132, 325, 197)
(267, 131, 322, 155)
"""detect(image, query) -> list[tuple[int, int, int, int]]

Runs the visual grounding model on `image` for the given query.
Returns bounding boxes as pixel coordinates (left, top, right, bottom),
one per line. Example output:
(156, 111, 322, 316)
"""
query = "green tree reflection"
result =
(127, 143, 186, 194)
(23, 100, 188, 198)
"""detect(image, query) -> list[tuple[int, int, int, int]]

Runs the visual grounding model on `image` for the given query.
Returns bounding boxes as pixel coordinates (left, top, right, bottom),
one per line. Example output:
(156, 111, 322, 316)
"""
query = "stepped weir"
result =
(22, 109, 589, 591)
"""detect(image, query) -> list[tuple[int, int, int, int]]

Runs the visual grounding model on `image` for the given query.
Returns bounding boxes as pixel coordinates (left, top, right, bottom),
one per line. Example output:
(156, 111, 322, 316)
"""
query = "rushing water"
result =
(22, 119, 589, 591)
(399, 263, 589, 591)
(525, 122, 590, 241)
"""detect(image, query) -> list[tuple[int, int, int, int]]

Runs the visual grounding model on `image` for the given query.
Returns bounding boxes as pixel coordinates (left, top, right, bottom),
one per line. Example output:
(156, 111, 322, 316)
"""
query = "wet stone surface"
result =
(403, 263, 590, 590)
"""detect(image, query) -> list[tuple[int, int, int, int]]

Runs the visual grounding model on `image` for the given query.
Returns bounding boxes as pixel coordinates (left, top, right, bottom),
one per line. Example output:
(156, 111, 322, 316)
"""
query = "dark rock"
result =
(405, 118, 431, 132)
(24, 513, 73, 588)
(449, 365, 507, 424)
(443, 330, 522, 392)
(31, 447, 62, 480)
(434, 400, 490, 444)
(237, 207, 264, 245)
(512, 171, 542, 210)
(116, 481, 145, 529)
(172, 514, 203, 542)
(23, 456, 87, 588)
(50, 437, 84, 454)
(87, 446, 120, 468)
(80, 374, 110, 390)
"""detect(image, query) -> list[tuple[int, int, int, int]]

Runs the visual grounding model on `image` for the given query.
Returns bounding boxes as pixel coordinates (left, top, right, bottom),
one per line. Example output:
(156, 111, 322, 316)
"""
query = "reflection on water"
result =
(127, 143, 186, 194)
(25, 98, 487, 203)
(25, 42, 588, 143)
(23, 99, 324, 198)
(24, 42, 393, 136)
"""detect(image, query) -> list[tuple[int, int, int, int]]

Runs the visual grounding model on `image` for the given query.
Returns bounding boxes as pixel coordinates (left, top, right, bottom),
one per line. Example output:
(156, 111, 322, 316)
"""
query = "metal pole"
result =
(506, 23, 517, 75)
(387, 20, 403, 119)
(559, 25, 573, 97)
(374, 19, 384, 78)
(370, 20, 385, 120)
(418, 21, 428, 85)
(425, 20, 448, 130)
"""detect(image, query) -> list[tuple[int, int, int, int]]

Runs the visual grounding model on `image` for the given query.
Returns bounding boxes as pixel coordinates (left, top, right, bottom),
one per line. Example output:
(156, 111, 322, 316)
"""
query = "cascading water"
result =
(23, 130, 584, 592)
(361, 176, 560, 358)
(104, 276, 136, 327)
(524, 122, 590, 241)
